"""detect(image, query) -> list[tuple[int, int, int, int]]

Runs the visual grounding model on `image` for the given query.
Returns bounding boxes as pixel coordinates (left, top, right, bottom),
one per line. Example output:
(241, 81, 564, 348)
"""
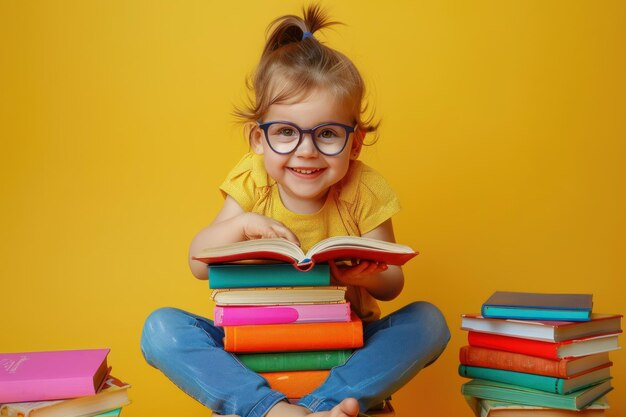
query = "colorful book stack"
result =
(209, 262, 363, 402)
(0, 348, 131, 417)
(459, 291, 622, 417)
(196, 236, 417, 417)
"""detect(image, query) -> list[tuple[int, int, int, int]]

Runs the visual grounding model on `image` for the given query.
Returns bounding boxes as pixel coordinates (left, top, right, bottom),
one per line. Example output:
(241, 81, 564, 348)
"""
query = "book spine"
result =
(482, 306, 590, 322)
(459, 345, 569, 377)
(210, 286, 347, 306)
(215, 303, 351, 326)
(208, 264, 330, 289)
(237, 349, 353, 372)
(94, 409, 123, 417)
(224, 313, 363, 353)
(458, 365, 565, 394)
(0, 378, 96, 403)
(460, 380, 579, 410)
(215, 305, 298, 326)
(468, 331, 560, 360)
(260, 370, 329, 398)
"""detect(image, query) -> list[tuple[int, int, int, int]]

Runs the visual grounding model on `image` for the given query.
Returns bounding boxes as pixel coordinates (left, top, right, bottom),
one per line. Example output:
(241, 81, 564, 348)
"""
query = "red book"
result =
(223, 312, 363, 353)
(193, 236, 416, 271)
(459, 346, 612, 378)
(467, 331, 621, 359)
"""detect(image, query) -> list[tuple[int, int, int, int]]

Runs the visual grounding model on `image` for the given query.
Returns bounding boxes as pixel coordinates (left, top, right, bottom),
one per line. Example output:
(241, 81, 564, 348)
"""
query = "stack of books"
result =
(194, 236, 417, 416)
(459, 291, 622, 417)
(0, 348, 131, 417)
(209, 262, 362, 400)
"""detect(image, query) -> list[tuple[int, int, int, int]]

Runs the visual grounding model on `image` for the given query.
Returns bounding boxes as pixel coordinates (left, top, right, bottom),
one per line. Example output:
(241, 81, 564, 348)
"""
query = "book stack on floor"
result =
(459, 291, 622, 417)
(0, 348, 131, 417)
(194, 236, 417, 417)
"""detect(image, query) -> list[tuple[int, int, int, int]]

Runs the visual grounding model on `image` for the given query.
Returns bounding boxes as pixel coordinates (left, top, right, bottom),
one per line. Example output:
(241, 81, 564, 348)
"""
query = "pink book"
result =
(214, 302, 351, 326)
(0, 348, 110, 403)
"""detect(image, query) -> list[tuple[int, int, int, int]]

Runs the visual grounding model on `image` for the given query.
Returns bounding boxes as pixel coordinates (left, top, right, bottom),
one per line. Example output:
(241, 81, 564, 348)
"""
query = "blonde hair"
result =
(235, 4, 379, 144)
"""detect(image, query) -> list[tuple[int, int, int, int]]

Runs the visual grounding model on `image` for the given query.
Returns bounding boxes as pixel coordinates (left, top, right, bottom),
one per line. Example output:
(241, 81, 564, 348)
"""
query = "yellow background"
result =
(1, 1, 624, 416)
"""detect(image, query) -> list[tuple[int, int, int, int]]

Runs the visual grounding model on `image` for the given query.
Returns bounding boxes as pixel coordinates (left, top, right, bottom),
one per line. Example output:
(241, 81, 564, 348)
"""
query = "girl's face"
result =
(251, 88, 360, 214)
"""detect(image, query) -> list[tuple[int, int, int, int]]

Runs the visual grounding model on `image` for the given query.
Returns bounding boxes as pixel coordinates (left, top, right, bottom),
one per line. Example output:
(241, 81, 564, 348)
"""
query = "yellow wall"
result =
(1, 1, 624, 416)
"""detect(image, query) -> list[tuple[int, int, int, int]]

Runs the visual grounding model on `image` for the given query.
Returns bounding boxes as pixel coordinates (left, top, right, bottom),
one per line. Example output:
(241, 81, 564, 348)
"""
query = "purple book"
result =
(214, 302, 351, 326)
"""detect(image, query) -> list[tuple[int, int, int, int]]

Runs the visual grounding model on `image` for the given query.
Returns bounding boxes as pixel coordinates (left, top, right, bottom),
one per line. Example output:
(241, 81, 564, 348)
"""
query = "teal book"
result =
(237, 349, 353, 372)
(208, 263, 330, 289)
(481, 291, 593, 322)
(95, 409, 122, 417)
(458, 365, 611, 394)
(461, 378, 613, 410)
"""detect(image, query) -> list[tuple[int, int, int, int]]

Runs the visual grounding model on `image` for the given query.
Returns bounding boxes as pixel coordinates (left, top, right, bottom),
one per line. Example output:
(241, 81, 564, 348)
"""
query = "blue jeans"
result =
(140, 301, 450, 417)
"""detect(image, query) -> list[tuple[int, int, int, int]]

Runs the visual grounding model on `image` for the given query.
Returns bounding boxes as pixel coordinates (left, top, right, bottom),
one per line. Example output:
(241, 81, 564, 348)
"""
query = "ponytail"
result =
(235, 4, 379, 144)
(261, 5, 339, 58)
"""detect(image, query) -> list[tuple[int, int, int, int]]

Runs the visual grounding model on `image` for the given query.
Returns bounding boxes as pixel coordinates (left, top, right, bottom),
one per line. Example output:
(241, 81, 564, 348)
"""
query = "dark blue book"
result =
(481, 291, 593, 322)
(208, 263, 330, 289)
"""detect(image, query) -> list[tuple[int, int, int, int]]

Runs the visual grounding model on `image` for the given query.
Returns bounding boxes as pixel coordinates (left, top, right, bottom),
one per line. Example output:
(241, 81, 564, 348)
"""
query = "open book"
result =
(193, 236, 417, 271)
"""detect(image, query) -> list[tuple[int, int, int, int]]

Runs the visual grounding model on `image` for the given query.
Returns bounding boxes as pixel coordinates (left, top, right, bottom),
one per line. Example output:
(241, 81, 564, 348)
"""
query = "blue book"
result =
(481, 291, 593, 321)
(208, 263, 330, 289)
(458, 365, 611, 394)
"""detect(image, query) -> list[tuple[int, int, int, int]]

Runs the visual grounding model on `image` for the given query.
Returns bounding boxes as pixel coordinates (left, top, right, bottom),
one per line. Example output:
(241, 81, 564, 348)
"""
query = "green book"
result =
(459, 365, 611, 394)
(237, 349, 352, 372)
(461, 378, 613, 411)
(208, 263, 330, 289)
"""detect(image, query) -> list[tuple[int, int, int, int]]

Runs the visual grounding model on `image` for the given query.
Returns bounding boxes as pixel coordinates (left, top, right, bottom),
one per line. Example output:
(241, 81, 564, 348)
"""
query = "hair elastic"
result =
(302, 31, 313, 40)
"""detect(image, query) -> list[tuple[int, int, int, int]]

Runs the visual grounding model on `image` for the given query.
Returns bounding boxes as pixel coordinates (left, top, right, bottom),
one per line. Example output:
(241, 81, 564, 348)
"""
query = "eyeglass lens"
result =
(265, 123, 348, 155)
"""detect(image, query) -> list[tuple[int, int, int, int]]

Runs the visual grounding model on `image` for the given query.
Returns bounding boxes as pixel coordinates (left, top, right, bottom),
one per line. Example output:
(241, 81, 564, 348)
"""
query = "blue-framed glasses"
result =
(257, 121, 355, 156)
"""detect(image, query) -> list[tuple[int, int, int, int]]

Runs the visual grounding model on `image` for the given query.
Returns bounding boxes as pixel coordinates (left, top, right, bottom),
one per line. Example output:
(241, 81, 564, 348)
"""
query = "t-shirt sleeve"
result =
(218, 153, 257, 211)
(354, 167, 401, 235)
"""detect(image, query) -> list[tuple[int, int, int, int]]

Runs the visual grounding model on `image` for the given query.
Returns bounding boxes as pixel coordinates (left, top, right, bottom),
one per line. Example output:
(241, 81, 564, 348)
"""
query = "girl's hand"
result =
(329, 259, 388, 286)
(241, 213, 300, 246)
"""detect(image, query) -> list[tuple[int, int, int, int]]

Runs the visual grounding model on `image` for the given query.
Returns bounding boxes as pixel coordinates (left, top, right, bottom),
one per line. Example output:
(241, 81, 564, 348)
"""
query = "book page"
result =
(0, 400, 62, 415)
(195, 238, 306, 262)
(307, 236, 414, 256)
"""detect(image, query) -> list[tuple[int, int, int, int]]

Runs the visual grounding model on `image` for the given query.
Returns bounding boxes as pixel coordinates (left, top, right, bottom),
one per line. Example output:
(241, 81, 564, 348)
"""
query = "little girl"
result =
(141, 5, 450, 417)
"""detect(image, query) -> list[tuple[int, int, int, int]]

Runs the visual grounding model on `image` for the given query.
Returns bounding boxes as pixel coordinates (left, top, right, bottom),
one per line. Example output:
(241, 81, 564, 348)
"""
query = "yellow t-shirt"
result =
(219, 152, 401, 323)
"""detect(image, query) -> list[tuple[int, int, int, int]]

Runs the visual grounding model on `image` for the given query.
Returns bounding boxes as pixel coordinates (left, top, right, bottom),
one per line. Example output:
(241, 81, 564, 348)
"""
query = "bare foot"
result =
(266, 398, 359, 417)
(309, 398, 360, 417)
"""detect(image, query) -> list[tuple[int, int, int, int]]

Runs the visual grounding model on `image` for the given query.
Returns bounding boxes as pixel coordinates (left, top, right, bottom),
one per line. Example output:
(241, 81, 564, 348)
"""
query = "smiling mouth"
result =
(288, 167, 324, 175)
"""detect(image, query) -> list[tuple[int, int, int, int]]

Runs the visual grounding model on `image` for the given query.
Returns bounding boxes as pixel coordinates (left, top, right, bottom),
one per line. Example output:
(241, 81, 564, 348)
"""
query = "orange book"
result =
(260, 370, 329, 398)
(223, 312, 363, 353)
(459, 346, 612, 378)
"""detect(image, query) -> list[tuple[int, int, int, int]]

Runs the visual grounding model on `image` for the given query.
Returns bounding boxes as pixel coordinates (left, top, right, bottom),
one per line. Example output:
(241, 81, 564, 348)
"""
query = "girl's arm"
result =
(329, 218, 404, 301)
(188, 196, 300, 280)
